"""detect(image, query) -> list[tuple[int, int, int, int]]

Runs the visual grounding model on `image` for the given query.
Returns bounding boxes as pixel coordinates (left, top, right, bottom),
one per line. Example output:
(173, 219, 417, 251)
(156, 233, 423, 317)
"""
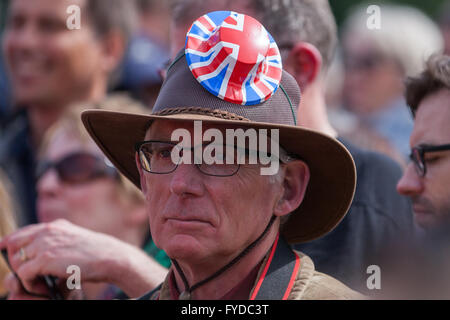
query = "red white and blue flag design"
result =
(185, 11, 282, 106)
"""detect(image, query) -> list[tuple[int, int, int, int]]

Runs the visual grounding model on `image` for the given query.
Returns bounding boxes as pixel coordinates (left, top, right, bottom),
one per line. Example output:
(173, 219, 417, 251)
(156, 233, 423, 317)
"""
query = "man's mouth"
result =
(10, 54, 49, 82)
(165, 216, 213, 228)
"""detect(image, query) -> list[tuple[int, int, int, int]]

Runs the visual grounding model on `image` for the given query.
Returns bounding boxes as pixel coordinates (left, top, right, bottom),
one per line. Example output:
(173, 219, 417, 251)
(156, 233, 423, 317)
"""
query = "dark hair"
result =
(405, 54, 450, 116)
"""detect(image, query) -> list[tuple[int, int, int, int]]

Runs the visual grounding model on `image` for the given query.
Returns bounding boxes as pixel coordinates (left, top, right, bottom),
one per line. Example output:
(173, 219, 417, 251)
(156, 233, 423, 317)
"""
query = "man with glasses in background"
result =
(376, 53, 450, 298)
(398, 54, 450, 233)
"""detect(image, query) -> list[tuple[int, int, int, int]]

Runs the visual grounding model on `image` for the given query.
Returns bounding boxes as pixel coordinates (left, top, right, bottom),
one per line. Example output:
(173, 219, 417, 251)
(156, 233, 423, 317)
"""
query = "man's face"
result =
(397, 88, 450, 229)
(138, 120, 283, 264)
(2, 0, 104, 107)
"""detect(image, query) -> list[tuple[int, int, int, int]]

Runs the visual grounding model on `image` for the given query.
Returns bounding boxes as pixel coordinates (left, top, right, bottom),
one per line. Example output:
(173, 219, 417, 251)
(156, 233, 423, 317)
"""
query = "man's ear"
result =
(288, 42, 322, 90)
(273, 160, 310, 217)
(136, 152, 147, 194)
(100, 30, 126, 74)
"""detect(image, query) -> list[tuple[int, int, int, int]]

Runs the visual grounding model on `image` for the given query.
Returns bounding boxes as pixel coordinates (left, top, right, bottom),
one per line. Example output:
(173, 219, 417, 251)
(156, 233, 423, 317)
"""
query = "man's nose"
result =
(169, 163, 205, 197)
(397, 163, 424, 196)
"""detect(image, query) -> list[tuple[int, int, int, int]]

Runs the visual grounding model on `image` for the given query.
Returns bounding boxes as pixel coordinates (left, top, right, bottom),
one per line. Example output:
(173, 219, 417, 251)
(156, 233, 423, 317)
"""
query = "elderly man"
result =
(170, 0, 414, 294)
(81, 11, 362, 300)
(397, 54, 450, 233)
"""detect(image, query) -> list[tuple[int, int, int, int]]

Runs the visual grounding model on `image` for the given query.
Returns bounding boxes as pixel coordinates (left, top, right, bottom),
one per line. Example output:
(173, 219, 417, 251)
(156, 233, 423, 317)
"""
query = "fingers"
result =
(9, 243, 36, 272)
(3, 272, 48, 300)
(3, 223, 47, 257)
(3, 221, 65, 270)
(4, 272, 20, 294)
(15, 253, 47, 290)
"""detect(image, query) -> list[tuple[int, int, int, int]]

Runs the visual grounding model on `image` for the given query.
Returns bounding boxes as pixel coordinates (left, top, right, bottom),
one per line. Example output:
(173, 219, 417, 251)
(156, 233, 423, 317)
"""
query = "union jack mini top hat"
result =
(82, 11, 356, 244)
(185, 11, 282, 105)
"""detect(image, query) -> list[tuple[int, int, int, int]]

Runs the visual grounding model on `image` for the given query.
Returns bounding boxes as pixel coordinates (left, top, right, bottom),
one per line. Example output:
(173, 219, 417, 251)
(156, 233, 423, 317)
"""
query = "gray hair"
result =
(342, 3, 443, 78)
(171, 0, 338, 71)
(246, 0, 338, 71)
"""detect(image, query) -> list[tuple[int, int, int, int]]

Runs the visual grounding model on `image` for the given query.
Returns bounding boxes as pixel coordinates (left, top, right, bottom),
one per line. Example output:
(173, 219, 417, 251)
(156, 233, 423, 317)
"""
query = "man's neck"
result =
(173, 225, 279, 300)
(297, 81, 337, 138)
(27, 79, 107, 148)
(28, 106, 64, 149)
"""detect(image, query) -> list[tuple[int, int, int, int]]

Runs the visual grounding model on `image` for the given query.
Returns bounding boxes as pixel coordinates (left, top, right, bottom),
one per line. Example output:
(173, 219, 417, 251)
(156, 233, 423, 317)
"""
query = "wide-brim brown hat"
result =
(81, 49, 355, 244)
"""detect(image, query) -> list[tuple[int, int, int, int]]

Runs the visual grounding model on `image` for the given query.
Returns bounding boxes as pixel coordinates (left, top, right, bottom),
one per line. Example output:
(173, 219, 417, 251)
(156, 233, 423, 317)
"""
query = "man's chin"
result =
(414, 211, 438, 230)
(162, 234, 208, 261)
(14, 87, 55, 107)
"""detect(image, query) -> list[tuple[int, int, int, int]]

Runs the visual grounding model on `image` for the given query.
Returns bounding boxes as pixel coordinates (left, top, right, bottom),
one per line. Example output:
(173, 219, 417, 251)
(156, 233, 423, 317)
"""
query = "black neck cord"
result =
(172, 215, 276, 299)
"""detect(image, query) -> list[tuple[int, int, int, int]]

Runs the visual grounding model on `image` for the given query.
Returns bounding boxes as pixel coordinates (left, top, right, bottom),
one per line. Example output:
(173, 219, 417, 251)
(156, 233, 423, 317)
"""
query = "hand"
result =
(4, 272, 48, 300)
(0, 219, 125, 293)
(0, 219, 168, 298)
(4, 272, 84, 300)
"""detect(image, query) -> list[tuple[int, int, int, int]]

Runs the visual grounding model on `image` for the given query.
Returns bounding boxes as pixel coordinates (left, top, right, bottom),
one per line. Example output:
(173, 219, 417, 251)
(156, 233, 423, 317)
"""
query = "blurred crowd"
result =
(0, 0, 450, 300)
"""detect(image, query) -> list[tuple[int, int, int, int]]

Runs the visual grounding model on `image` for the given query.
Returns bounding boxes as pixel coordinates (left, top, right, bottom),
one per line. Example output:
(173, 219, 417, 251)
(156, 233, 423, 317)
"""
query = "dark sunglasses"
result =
(36, 152, 118, 184)
(409, 143, 450, 177)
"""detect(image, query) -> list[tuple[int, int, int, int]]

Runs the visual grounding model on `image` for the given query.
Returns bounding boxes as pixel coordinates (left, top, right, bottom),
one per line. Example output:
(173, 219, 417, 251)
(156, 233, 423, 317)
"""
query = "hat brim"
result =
(81, 109, 356, 244)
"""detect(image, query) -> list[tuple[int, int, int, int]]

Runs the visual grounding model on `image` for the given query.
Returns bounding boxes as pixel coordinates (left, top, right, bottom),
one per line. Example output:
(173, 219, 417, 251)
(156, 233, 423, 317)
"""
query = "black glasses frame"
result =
(409, 143, 450, 177)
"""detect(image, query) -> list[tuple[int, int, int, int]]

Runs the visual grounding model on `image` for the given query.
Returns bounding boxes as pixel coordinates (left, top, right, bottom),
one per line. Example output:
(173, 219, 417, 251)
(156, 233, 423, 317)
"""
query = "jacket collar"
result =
(155, 234, 309, 300)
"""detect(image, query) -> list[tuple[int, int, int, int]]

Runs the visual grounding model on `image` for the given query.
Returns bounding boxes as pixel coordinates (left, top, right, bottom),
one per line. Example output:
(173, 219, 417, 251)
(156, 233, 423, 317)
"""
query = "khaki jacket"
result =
(151, 250, 365, 300)
(286, 251, 364, 300)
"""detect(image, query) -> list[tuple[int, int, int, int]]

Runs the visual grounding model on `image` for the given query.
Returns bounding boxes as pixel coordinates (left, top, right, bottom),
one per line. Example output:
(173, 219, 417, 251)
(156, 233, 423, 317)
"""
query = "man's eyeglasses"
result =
(409, 143, 450, 177)
(135, 140, 295, 177)
(36, 152, 118, 183)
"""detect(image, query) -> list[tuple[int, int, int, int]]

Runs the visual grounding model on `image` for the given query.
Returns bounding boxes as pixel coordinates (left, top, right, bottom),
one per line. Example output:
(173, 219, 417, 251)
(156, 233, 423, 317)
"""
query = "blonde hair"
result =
(0, 171, 17, 296)
(40, 94, 150, 205)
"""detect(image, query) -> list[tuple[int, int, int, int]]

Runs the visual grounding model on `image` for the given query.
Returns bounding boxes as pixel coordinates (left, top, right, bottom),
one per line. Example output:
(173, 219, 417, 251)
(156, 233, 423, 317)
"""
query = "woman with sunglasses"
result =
(1, 96, 169, 300)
